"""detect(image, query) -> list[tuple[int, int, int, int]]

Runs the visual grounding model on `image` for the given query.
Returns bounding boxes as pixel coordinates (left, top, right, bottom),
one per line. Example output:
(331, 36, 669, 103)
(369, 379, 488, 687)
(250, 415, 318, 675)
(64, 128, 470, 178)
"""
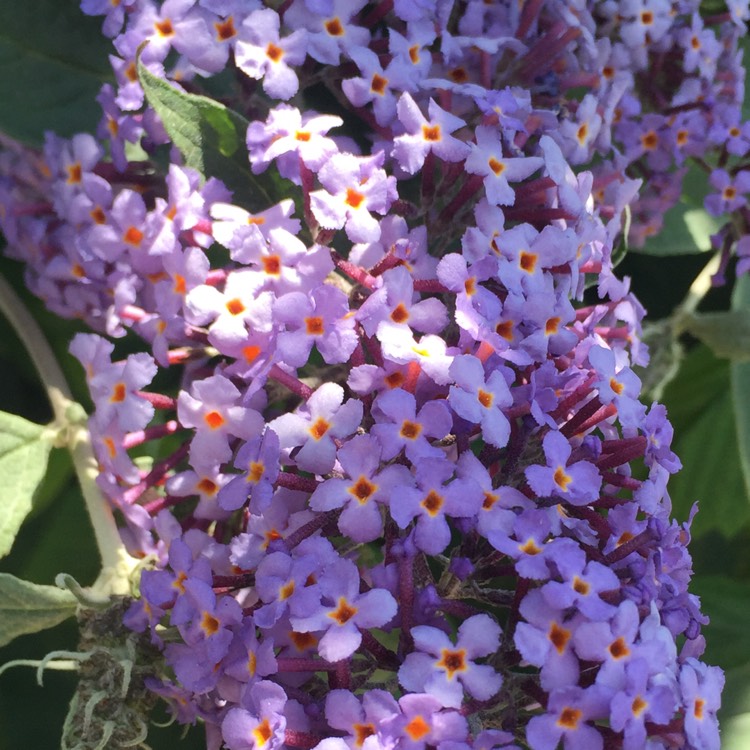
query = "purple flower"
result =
(275, 284, 358, 368)
(436, 253, 502, 340)
(465, 126, 543, 206)
(398, 614, 503, 708)
(588, 345, 643, 429)
(390, 457, 483, 555)
(323, 689, 399, 750)
(448, 354, 513, 449)
(218, 429, 281, 514)
(253, 545, 329, 629)
(342, 47, 412, 127)
(679, 658, 724, 750)
(526, 685, 610, 750)
(385, 693, 469, 750)
(457, 451, 531, 538)
(223, 621, 278, 685)
(310, 153, 397, 243)
(392, 93, 470, 174)
(257, 106, 342, 174)
(525, 430, 602, 506)
(704, 167, 750, 216)
(515, 589, 581, 691)
(234, 9, 307, 100)
(284, 0, 369, 65)
(140, 537, 212, 611)
(86, 188, 151, 264)
(185, 273, 274, 348)
(268, 382, 363, 474)
(166, 461, 233, 521)
(211, 200, 300, 263)
(222, 681, 288, 750)
(540, 539, 619, 620)
(488, 509, 557, 580)
(553, 94, 602, 164)
(177, 374, 264, 464)
(290, 558, 397, 662)
(310, 434, 413, 542)
(80, 0, 132, 37)
(76, 343, 157, 433)
(573, 599, 651, 691)
(609, 659, 676, 750)
(357, 266, 448, 357)
(371, 388, 453, 462)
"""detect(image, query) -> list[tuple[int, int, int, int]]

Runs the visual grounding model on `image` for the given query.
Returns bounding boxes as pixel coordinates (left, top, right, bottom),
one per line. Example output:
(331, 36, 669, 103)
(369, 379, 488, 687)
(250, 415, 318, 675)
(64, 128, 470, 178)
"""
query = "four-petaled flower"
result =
(398, 614, 503, 708)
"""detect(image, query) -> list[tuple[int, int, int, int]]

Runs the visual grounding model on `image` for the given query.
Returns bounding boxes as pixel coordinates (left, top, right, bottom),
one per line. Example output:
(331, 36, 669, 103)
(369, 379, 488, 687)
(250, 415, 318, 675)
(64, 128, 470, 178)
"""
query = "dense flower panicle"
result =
(1, 0, 744, 748)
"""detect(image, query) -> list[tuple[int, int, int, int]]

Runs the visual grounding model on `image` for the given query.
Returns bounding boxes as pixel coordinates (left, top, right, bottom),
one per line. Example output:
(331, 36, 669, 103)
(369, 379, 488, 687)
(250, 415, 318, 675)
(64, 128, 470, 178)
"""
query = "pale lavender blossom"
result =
(234, 8, 307, 100)
(399, 614, 503, 708)
(392, 93, 470, 174)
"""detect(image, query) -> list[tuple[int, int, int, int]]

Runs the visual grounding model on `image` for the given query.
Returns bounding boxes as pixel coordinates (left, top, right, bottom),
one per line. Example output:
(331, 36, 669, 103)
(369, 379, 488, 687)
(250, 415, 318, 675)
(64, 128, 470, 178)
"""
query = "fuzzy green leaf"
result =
(0, 411, 53, 558)
(731, 274, 750, 501)
(661, 345, 750, 538)
(681, 310, 750, 360)
(0, 1, 112, 144)
(0, 574, 77, 647)
(720, 662, 750, 750)
(137, 58, 284, 212)
(635, 164, 723, 256)
(692, 576, 750, 669)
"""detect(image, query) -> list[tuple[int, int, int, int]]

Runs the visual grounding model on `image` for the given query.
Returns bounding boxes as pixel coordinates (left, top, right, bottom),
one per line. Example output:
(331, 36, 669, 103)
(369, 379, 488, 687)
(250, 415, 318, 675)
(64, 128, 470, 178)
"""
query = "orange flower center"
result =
(422, 124, 441, 142)
(266, 43, 284, 62)
(309, 417, 330, 440)
(329, 597, 358, 625)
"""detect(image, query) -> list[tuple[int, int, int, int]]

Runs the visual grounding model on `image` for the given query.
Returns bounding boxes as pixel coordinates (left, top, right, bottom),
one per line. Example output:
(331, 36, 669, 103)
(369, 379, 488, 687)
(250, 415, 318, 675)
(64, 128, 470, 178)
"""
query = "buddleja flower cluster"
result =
(1, 0, 744, 748)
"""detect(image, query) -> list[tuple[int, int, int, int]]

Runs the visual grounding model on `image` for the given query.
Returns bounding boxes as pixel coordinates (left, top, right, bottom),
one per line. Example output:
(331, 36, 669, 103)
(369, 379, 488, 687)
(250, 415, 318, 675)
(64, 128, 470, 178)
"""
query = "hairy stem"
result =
(0, 274, 134, 595)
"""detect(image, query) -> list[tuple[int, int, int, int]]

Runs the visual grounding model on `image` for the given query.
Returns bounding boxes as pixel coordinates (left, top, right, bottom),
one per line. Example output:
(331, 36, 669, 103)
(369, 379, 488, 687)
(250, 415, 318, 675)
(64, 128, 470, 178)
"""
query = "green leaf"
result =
(137, 58, 286, 212)
(661, 345, 750, 537)
(635, 163, 723, 256)
(731, 274, 750, 501)
(0, 1, 112, 144)
(680, 310, 750, 360)
(719, 659, 750, 750)
(0, 574, 77, 647)
(0, 411, 54, 558)
(742, 36, 750, 125)
(691, 576, 750, 669)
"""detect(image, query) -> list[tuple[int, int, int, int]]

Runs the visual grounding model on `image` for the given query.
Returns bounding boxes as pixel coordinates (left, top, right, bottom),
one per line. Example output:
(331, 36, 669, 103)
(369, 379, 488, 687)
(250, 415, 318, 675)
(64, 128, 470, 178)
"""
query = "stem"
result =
(0, 274, 135, 595)
(675, 251, 723, 319)
(0, 275, 71, 406)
